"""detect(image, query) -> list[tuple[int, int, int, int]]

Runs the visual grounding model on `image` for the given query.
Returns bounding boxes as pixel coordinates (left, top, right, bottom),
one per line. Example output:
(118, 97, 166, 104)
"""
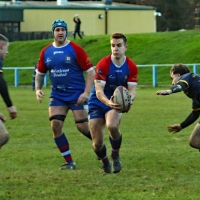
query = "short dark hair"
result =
(0, 34, 8, 43)
(110, 33, 127, 45)
(170, 63, 190, 75)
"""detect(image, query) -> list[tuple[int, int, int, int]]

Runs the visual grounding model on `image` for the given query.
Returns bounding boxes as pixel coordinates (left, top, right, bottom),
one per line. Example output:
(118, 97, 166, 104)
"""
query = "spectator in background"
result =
(73, 14, 83, 39)
(0, 34, 17, 148)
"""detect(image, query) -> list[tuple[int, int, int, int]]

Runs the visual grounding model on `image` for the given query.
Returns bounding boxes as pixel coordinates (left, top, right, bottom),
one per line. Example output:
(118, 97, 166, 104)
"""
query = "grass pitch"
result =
(0, 87, 199, 200)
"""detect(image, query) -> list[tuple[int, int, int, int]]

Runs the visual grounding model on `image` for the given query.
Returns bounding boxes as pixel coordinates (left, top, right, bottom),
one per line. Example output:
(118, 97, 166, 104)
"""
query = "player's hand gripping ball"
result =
(113, 86, 131, 113)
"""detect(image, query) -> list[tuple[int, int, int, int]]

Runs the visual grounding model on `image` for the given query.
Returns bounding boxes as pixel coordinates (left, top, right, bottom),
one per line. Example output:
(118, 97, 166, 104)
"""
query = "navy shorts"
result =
(88, 103, 112, 119)
(49, 97, 88, 111)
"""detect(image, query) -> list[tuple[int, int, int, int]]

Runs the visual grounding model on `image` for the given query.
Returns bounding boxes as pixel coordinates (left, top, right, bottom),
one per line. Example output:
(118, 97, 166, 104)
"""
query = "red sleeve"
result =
(94, 55, 111, 81)
(70, 42, 93, 71)
(37, 44, 52, 74)
(126, 57, 138, 83)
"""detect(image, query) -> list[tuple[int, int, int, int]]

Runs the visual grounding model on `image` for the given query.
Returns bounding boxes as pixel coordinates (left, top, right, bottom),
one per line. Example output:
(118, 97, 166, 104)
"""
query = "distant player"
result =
(35, 20, 94, 170)
(0, 34, 17, 148)
(156, 63, 200, 151)
(88, 33, 138, 173)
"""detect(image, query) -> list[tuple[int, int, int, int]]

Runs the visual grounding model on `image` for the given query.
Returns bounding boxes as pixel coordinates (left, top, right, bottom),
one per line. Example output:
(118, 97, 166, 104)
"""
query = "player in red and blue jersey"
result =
(35, 20, 94, 170)
(88, 33, 138, 173)
(156, 63, 200, 152)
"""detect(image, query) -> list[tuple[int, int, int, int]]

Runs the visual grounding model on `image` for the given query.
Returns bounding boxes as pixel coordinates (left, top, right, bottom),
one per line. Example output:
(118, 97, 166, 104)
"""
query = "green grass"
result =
(3, 30, 200, 86)
(0, 87, 199, 200)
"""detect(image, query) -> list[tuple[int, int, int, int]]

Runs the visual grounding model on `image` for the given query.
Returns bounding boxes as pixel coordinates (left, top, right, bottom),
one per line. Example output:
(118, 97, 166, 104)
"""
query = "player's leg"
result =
(105, 110, 122, 173)
(88, 105, 111, 173)
(49, 99, 75, 170)
(89, 118, 111, 173)
(0, 120, 9, 148)
(71, 104, 92, 140)
(189, 122, 200, 149)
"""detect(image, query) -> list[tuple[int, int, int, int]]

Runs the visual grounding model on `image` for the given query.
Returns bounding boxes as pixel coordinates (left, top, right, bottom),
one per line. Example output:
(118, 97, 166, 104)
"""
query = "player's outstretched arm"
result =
(168, 124, 182, 133)
(157, 84, 184, 95)
(156, 90, 172, 95)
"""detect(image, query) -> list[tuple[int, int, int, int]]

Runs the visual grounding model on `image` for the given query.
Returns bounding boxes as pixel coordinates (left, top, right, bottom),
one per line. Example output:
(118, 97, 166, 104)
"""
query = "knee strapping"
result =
(49, 115, 66, 122)
(75, 118, 88, 124)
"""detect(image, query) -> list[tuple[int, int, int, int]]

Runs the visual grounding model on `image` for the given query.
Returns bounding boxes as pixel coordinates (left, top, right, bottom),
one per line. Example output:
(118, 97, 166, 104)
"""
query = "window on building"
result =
(0, 22, 20, 34)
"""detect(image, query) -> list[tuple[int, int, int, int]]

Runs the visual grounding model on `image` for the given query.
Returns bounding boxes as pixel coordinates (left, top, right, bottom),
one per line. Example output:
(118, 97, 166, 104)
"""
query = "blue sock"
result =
(54, 133, 74, 164)
(109, 134, 122, 158)
(94, 145, 110, 166)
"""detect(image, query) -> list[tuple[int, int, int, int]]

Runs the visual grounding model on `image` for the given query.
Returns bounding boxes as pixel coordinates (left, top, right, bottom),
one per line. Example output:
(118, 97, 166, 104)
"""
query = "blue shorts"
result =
(88, 103, 112, 119)
(49, 97, 88, 111)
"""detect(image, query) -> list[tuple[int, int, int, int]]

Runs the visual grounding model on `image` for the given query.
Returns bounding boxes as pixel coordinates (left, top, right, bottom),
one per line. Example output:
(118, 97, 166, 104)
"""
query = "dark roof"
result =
(0, 1, 155, 10)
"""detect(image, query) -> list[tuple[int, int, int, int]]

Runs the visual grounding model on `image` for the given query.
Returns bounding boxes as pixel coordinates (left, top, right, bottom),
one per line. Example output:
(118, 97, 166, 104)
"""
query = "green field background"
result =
(0, 88, 199, 200)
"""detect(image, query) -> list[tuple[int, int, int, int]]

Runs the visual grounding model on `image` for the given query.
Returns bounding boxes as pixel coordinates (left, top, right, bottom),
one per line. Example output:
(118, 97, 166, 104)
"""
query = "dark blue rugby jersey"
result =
(178, 73, 200, 110)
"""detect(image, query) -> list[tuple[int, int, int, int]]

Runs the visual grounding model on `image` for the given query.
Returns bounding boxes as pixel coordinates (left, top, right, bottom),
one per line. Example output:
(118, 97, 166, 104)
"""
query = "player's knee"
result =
(189, 141, 197, 149)
(75, 118, 88, 124)
(76, 124, 89, 134)
(0, 133, 9, 148)
(51, 119, 63, 133)
(49, 115, 65, 131)
(189, 138, 200, 149)
(49, 115, 66, 122)
(107, 124, 118, 133)
(75, 118, 89, 134)
(92, 142, 103, 152)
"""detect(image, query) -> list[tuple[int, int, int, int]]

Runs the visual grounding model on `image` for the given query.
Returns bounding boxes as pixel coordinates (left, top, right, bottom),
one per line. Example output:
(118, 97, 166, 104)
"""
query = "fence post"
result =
(152, 65, 157, 87)
(193, 64, 198, 74)
(44, 74, 48, 87)
(14, 68, 19, 87)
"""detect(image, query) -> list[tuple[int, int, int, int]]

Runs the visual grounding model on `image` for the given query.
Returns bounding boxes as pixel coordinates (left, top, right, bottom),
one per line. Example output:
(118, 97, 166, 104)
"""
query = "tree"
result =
(119, 0, 198, 31)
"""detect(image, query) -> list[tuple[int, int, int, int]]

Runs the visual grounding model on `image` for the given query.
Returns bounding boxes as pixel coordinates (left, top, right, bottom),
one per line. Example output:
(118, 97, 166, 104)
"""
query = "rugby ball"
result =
(113, 86, 131, 113)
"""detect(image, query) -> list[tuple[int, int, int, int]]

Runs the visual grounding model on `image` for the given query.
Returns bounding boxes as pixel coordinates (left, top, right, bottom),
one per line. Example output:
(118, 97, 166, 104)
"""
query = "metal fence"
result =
(137, 63, 199, 87)
(3, 63, 200, 87)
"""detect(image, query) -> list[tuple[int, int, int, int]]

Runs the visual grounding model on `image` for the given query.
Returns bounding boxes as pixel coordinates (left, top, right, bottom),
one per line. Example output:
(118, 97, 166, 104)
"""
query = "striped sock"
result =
(109, 134, 122, 158)
(101, 155, 110, 166)
(94, 145, 110, 166)
(54, 133, 74, 164)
